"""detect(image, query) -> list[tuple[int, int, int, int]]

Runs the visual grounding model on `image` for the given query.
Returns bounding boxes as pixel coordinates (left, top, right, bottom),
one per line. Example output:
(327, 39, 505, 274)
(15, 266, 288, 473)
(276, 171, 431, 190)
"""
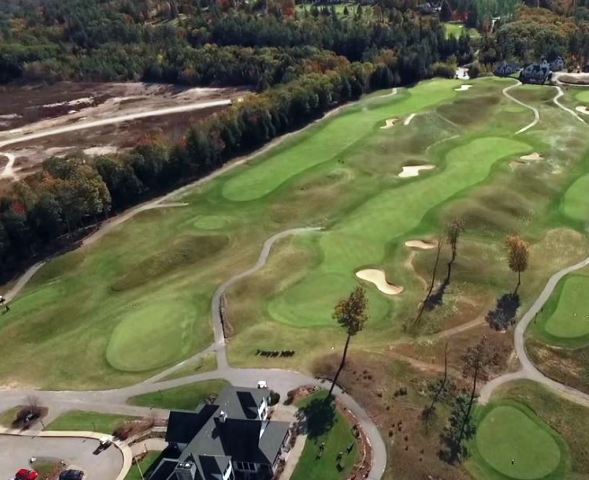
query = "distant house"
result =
(494, 62, 521, 77)
(520, 61, 552, 84)
(549, 56, 565, 72)
(149, 386, 292, 480)
(418, 2, 441, 14)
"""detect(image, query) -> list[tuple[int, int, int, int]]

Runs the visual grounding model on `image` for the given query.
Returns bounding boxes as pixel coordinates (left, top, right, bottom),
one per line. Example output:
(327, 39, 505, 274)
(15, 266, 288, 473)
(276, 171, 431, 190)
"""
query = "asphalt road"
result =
(0, 435, 122, 480)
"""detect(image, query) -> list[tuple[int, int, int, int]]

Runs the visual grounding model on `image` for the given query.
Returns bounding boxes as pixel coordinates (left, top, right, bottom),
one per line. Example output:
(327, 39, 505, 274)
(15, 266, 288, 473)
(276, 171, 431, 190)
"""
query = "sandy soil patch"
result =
(454, 84, 472, 92)
(520, 152, 543, 161)
(398, 164, 435, 178)
(403, 113, 416, 126)
(83, 146, 118, 156)
(356, 269, 403, 295)
(380, 118, 399, 129)
(576, 105, 589, 115)
(405, 239, 438, 250)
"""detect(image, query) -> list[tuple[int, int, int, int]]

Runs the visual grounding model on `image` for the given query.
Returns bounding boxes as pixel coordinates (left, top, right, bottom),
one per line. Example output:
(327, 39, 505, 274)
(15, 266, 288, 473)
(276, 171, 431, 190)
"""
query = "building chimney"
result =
(218, 410, 227, 423)
(175, 462, 196, 480)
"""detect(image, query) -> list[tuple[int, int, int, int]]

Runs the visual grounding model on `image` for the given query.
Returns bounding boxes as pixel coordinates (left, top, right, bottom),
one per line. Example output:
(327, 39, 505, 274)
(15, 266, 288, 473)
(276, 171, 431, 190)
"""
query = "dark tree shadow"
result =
(301, 397, 336, 439)
(486, 293, 520, 330)
(426, 261, 454, 310)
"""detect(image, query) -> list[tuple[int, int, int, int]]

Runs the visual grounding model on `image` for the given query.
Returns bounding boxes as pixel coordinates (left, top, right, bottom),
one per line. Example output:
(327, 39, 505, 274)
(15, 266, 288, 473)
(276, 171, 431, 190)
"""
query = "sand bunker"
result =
(83, 146, 118, 156)
(398, 165, 435, 178)
(576, 106, 589, 115)
(520, 152, 543, 161)
(405, 239, 437, 250)
(404, 113, 416, 126)
(454, 84, 472, 92)
(380, 118, 399, 129)
(356, 269, 404, 295)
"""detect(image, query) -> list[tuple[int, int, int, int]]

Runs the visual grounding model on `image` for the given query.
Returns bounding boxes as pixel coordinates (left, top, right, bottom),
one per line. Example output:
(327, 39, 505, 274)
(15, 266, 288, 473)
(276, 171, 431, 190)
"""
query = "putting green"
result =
(475, 405, 562, 479)
(106, 298, 200, 372)
(543, 276, 589, 339)
(222, 80, 459, 202)
(562, 174, 589, 223)
(269, 137, 529, 326)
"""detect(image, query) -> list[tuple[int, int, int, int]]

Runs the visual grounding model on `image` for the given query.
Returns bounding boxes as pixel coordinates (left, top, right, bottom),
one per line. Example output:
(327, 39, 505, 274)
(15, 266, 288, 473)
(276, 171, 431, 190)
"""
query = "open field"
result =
(125, 452, 161, 480)
(0, 82, 243, 189)
(0, 78, 588, 397)
(128, 379, 229, 410)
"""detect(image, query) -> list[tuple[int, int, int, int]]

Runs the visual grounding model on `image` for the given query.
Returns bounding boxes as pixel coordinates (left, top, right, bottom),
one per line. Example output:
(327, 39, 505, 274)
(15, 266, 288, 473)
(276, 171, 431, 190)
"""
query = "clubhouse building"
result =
(149, 386, 292, 480)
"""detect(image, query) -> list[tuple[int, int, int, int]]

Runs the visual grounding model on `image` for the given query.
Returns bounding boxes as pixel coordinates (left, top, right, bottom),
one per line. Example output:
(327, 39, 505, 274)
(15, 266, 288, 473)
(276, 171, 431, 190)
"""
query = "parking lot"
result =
(0, 435, 123, 479)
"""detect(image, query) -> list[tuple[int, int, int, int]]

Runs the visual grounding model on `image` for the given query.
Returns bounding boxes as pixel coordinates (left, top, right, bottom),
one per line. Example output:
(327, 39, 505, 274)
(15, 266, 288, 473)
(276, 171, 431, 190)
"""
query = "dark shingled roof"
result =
(166, 405, 219, 444)
(153, 386, 290, 480)
(215, 386, 268, 420)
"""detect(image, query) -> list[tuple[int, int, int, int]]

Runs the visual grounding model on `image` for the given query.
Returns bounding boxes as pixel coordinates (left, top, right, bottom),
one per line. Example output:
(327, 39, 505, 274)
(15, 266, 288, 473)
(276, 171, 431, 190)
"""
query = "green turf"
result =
(0, 406, 20, 427)
(159, 353, 217, 381)
(106, 300, 200, 372)
(268, 137, 529, 327)
(128, 379, 229, 410)
(290, 392, 359, 480)
(575, 90, 589, 103)
(561, 174, 589, 223)
(543, 276, 589, 339)
(222, 80, 460, 201)
(192, 215, 232, 230)
(126, 452, 161, 480)
(474, 404, 562, 479)
(47, 411, 137, 434)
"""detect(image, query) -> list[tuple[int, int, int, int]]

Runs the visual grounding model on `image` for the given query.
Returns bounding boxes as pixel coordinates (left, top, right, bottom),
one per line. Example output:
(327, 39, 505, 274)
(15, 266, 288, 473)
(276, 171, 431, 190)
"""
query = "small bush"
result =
(268, 390, 280, 406)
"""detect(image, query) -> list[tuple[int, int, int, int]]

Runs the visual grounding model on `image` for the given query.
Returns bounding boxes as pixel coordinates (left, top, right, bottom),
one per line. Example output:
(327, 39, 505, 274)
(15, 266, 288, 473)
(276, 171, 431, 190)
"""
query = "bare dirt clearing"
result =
(0, 82, 245, 187)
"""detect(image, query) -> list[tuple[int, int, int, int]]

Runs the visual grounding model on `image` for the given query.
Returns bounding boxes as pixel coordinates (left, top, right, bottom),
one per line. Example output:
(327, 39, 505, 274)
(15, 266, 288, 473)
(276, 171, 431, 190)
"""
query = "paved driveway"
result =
(0, 435, 122, 480)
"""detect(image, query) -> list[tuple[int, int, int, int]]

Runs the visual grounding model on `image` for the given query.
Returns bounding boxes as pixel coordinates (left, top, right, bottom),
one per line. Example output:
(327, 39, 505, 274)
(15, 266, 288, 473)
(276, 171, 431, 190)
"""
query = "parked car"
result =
(14, 469, 39, 480)
(59, 470, 84, 480)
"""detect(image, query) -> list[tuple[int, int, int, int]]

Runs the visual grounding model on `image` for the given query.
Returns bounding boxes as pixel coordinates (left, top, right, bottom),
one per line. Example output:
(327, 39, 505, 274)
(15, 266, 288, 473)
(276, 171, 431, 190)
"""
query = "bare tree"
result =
(422, 343, 455, 428)
(446, 218, 465, 280)
(452, 337, 497, 461)
(505, 234, 529, 294)
(413, 236, 444, 328)
(327, 287, 368, 398)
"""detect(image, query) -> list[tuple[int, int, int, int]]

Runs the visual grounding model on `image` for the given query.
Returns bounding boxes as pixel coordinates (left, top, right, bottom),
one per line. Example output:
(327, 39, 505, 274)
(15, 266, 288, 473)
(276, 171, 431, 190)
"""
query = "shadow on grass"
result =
(301, 397, 336, 439)
(486, 293, 520, 330)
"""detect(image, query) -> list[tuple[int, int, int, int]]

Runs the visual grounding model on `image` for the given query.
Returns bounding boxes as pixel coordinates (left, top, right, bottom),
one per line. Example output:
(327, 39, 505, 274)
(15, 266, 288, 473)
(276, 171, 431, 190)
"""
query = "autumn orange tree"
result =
(505, 234, 529, 294)
(327, 287, 368, 398)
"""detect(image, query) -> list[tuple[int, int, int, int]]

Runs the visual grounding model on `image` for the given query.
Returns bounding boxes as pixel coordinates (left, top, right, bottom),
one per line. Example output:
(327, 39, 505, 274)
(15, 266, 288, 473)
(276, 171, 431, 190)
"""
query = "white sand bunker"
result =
(405, 239, 437, 250)
(576, 106, 589, 115)
(398, 165, 435, 178)
(404, 113, 416, 126)
(520, 152, 543, 161)
(380, 118, 399, 129)
(454, 84, 472, 92)
(356, 269, 404, 295)
(84, 146, 118, 156)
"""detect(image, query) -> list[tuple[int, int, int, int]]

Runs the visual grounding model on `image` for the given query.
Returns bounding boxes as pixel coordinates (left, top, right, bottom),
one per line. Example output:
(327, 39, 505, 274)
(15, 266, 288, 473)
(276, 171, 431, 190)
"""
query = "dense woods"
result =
(0, 0, 477, 279)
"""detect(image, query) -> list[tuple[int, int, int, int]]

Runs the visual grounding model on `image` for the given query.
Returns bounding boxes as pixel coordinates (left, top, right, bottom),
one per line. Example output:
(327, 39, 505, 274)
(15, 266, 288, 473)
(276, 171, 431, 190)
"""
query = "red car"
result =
(15, 469, 39, 480)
